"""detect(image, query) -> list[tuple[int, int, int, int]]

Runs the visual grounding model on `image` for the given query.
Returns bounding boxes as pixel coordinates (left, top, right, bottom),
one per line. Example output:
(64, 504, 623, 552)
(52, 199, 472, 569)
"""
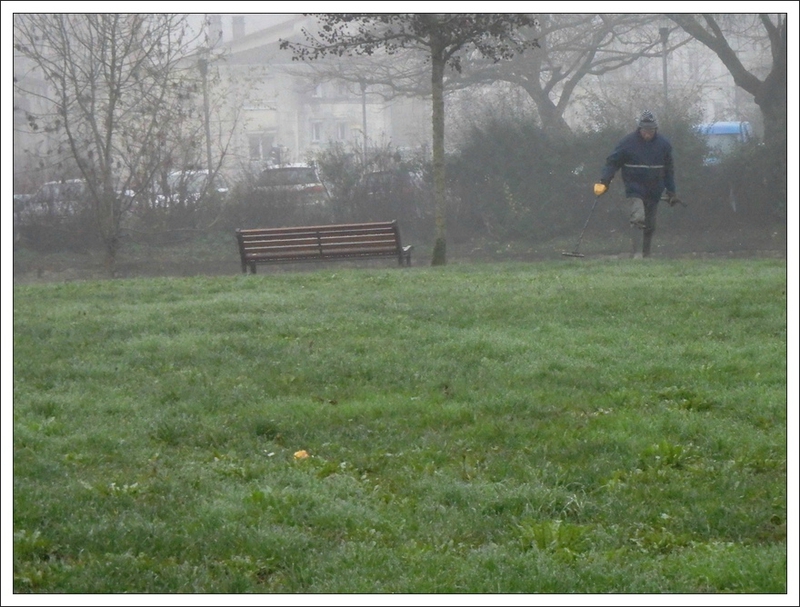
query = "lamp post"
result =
(360, 78, 368, 166)
(659, 27, 670, 109)
(198, 53, 213, 185)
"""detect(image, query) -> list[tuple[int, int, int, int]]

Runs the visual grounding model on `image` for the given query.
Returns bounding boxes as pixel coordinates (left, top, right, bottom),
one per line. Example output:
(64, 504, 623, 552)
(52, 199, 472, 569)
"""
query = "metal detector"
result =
(562, 195, 601, 258)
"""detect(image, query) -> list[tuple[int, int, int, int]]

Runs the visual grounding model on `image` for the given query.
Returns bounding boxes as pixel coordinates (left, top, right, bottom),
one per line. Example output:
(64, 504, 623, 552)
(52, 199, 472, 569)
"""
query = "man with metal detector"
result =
(593, 110, 683, 258)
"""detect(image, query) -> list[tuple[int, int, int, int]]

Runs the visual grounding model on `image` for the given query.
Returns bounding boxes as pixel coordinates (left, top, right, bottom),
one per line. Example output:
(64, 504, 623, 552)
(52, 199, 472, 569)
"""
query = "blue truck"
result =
(694, 121, 756, 212)
(694, 121, 754, 166)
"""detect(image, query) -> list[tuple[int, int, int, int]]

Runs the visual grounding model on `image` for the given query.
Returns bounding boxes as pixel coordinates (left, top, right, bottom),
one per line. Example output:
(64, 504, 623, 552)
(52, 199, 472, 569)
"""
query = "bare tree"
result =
(668, 13, 786, 145)
(464, 15, 693, 137)
(281, 14, 695, 149)
(14, 14, 206, 274)
(281, 14, 538, 265)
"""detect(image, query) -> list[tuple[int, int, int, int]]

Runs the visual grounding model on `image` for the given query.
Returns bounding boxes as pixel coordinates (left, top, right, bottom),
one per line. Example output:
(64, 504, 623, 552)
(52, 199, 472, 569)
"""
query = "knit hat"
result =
(638, 110, 658, 129)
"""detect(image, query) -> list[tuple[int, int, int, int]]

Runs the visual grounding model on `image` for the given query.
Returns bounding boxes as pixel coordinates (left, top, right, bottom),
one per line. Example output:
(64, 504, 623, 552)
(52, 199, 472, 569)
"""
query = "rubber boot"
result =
(631, 229, 642, 259)
(642, 232, 653, 258)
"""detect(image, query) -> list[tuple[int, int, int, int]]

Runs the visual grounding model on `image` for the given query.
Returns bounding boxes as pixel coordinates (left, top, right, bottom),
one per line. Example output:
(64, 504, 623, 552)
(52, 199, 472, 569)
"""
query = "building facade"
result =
(213, 15, 431, 177)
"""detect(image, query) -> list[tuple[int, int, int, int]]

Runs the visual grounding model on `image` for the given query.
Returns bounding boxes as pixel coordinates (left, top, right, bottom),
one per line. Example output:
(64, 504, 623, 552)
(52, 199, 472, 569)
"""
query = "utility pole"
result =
(659, 27, 670, 110)
(198, 52, 213, 187)
(360, 78, 368, 166)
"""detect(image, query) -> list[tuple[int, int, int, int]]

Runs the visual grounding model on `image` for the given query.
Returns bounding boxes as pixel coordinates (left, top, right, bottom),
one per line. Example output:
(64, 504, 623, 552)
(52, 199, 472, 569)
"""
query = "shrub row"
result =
(15, 119, 785, 253)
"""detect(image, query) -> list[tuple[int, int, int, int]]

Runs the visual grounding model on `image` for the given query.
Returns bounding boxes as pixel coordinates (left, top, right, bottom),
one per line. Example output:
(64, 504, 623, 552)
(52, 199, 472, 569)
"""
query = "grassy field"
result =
(12, 258, 788, 593)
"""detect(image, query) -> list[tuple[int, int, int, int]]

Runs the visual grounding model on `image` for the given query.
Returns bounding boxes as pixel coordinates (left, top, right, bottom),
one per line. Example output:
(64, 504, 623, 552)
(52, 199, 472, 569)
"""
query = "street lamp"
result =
(198, 53, 213, 184)
(659, 27, 670, 109)
(360, 78, 368, 165)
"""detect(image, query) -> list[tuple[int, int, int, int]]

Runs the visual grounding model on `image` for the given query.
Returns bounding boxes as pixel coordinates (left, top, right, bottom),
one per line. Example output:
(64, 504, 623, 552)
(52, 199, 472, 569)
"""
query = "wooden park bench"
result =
(236, 220, 413, 274)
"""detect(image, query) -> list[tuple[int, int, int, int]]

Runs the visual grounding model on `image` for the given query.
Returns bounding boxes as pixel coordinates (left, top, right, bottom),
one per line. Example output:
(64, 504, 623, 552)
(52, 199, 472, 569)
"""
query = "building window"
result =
(248, 133, 274, 161)
(311, 121, 323, 143)
(248, 135, 262, 161)
(336, 122, 348, 141)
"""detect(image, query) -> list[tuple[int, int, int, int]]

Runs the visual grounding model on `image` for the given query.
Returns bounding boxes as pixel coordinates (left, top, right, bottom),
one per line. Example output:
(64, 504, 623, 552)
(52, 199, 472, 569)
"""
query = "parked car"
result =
(15, 180, 92, 230)
(359, 170, 424, 198)
(27, 179, 88, 215)
(695, 121, 754, 166)
(254, 164, 330, 206)
(13, 193, 33, 230)
(355, 169, 427, 218)
(154, 170, 230, 208)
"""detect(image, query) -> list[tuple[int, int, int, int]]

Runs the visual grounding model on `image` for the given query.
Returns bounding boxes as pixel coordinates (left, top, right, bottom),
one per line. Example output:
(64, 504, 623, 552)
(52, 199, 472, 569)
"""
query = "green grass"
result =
(12, 259, 787, 593)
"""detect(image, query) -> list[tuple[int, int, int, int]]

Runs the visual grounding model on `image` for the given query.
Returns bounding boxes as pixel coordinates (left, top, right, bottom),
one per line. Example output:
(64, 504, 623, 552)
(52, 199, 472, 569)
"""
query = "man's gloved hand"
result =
(666, 192, 684, 207)
(593, 183, 608, 196)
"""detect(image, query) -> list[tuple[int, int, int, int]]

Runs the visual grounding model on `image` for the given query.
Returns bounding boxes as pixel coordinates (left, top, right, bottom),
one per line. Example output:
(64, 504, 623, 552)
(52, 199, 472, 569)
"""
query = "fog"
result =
(11, 13, 788, 279)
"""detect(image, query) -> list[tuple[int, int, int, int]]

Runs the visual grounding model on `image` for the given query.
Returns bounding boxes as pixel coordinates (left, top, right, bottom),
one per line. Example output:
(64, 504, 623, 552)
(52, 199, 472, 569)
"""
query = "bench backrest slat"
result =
(238, 221, 396, 235)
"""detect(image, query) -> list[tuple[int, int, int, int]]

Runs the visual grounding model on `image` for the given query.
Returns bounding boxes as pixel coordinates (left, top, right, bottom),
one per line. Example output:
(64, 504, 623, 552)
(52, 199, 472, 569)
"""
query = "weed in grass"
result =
(151, 416, 193, 447)
(252, 418, 281, 440)
(657, 386, 717, 412)
(640, 439, 692, 470)
(628, 520, 694, 555)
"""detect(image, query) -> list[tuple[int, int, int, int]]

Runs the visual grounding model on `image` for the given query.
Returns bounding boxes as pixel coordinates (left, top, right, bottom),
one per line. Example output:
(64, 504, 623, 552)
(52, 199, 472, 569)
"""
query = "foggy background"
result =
(11, 12, 790, 279)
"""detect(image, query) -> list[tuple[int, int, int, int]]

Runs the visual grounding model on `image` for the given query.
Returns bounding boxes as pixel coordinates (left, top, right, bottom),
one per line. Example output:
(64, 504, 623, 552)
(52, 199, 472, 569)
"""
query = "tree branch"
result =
(668, 14, 762, 94)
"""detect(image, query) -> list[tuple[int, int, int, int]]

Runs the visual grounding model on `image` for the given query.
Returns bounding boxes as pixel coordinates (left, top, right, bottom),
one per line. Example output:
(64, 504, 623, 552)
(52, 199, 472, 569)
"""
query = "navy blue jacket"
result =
(600, 130, 676, 202)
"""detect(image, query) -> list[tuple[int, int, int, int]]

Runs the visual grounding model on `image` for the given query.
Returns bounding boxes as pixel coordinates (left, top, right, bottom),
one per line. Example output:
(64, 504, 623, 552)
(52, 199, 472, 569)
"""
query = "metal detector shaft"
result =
(562, 195, 601, 257)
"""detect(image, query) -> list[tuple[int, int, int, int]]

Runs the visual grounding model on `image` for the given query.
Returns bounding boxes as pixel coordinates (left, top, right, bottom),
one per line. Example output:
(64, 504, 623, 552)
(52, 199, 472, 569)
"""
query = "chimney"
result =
(232, 16, 245, 40)
(208, 15, 223, 46)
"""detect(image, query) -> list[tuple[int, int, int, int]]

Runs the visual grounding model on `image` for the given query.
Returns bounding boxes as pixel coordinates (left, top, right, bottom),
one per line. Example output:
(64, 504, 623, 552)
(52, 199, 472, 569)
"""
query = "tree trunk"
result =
(100, 189, 120, 277)
(755, 59, 787, 147)
(430, 53, 447, 266)
(527, 87, 574, 140)
(104, 237, 119, 277)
